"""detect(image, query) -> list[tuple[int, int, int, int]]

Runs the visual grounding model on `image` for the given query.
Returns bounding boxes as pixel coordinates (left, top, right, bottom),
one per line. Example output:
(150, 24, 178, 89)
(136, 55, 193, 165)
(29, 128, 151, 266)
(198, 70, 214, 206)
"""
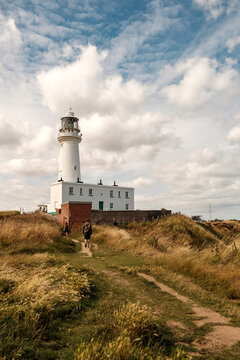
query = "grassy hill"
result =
(1, 212, 240, 359)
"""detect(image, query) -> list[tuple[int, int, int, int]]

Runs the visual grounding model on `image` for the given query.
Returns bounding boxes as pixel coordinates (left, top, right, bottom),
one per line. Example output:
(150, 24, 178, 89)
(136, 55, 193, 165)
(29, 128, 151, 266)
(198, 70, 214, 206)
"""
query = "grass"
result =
(74, 301, 178, 360)
(1, 213, 240, 359)
(0, 214, 93, 359)
(94, 215, 240, 301)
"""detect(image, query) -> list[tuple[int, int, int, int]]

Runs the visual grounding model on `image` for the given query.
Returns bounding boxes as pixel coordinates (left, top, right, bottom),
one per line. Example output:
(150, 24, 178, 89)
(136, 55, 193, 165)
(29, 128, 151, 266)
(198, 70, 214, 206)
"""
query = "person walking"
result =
(112, 217, 118, 226)
(64, 221, 69, 237)
(83, 219, 92, 248)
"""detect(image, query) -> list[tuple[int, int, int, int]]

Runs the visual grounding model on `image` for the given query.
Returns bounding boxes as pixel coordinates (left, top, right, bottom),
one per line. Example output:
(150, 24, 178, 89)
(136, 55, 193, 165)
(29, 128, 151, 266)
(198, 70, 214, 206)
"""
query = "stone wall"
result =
(91, 209, 171, 225)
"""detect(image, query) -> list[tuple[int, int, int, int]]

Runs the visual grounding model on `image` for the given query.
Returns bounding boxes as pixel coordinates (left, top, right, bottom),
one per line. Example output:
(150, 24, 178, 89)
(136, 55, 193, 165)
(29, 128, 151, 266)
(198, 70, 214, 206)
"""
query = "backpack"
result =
(84, 223, 91, 234)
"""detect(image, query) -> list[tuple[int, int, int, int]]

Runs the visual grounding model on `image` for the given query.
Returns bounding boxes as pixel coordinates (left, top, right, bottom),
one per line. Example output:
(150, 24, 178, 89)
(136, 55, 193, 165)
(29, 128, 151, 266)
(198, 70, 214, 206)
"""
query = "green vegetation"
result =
(1, 213, 240, 359)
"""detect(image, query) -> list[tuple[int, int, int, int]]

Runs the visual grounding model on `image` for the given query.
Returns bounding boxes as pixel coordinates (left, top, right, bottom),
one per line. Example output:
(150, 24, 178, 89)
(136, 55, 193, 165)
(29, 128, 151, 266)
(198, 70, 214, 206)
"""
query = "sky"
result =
(1, 0, 240, 219)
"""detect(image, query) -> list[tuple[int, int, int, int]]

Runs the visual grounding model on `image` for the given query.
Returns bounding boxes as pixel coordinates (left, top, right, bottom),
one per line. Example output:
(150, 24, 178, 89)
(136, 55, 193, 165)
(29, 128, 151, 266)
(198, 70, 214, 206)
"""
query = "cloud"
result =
(226, 36, 240, 52)
(106, 0, 179, 69)
(1, 158, 57, 176)
(0, 178, 50, 211)
(37, 44, 147, 117)
(227, 124, 240, 144)
(154, 147, 240, 214)
(83, 112, 177, 154)
(124, 177, 154, 188)
(0, 12, 22, 69)
(37, 44, 178, 165)
(0, 114, 25, 148)
(18, 126, 56, 157)
(161, 57, 238, 109)
(193, 0, 226, 19)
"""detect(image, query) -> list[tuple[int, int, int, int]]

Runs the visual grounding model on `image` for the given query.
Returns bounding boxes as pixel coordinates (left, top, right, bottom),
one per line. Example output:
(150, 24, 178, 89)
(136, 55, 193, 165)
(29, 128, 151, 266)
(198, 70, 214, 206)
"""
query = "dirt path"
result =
(72, 239, 97, 257)
(138, 272, 240, 350)
(80, 242, 93, 257)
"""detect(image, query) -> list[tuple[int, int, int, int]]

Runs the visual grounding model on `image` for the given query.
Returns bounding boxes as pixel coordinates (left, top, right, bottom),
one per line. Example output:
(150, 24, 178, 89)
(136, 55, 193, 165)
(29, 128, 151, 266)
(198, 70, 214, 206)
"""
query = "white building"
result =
(48, 110, 134, 214)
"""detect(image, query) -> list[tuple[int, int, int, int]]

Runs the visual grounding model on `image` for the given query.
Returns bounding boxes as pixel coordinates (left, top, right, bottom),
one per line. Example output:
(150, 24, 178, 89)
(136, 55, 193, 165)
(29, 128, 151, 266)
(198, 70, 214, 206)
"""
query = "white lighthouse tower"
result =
(58, 109, 82, 183)
(47, 109, 134, 214)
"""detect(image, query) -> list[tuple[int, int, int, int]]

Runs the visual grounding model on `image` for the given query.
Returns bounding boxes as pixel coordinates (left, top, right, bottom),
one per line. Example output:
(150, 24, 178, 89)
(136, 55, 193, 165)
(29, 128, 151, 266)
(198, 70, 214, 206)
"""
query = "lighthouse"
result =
(58, 109, 82, 183)
(47, 109, 134, 214)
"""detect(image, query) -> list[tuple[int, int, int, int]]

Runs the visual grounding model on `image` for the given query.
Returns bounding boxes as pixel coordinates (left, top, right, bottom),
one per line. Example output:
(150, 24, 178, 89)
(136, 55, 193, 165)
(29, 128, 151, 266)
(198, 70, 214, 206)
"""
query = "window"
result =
(69, 187, 74, 195)
(118, 191, 121, 198)
(110, 190, 114, 198)
(89, 188, 93, 196)
(125, 191, 129, 199)
(125, 204, 129, 210)
(110, 203, 113, 210)
(80, 188, 83, 196)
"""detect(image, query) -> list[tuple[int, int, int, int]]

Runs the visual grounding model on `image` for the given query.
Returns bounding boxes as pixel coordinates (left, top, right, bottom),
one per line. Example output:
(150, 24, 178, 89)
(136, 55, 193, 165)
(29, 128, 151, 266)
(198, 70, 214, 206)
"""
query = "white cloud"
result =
(18, 126, 56, 157)
(0, 12, 22, 70)
(37, 44, 178, 167)
(0, 114, 25, 148)
(37, 44, 147, 117)
(227, 124, 240, 144)
(83, 112, 176, 154)
(124, 177, 154, 188)
(107, 0, 178, 69)
(1, 158, 57, 176)
(0, 178, 50, 211)
(154, 147, 240, 214)
(161, 57, 238, 109)
(226, 36, 240, 52)
(193, 0, 225, 19)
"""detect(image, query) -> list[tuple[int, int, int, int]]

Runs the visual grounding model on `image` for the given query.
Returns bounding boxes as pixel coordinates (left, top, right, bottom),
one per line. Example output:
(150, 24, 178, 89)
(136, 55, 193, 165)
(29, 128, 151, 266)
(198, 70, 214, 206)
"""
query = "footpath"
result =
(72, 238, 240, 359)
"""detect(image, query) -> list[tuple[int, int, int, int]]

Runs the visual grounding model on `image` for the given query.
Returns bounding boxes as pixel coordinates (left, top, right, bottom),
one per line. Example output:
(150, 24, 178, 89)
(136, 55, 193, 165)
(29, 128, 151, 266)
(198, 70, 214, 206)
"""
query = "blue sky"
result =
(1, 0, 240, 219)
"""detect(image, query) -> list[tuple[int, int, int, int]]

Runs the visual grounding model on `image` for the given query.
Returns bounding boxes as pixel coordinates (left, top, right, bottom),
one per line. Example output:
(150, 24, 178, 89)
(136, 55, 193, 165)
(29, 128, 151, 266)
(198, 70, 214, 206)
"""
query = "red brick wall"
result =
(61, 202, 92, 229)
(91, 209, 171, 225)
(60, 202, 171, 227)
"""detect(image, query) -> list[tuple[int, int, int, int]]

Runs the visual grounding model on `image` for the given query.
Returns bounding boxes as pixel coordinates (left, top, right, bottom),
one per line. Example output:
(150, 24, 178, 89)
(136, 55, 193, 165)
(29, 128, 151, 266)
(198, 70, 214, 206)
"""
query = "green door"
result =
(99, 201, 104, 210)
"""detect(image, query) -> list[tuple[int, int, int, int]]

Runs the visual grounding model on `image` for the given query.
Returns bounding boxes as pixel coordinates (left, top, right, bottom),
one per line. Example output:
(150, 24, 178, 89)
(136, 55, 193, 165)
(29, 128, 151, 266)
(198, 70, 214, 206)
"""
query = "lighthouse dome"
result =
(65, 109, 75, 117)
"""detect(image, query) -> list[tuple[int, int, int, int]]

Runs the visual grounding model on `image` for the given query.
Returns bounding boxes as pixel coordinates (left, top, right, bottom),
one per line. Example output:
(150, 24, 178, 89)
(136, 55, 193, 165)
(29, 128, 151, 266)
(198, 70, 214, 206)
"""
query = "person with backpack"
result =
(83, 219, 92, 248)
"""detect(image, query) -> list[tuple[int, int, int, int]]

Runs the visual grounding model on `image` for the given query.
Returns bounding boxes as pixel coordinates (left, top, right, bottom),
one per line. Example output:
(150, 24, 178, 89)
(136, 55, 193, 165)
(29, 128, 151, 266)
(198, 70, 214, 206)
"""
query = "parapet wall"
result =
(91, 209, 171, 225)
(42, 205, 171, 227)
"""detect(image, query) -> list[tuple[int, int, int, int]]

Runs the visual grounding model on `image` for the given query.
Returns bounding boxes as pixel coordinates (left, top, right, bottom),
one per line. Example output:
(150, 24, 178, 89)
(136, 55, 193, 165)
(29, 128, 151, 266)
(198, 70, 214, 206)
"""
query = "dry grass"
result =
(0, 213, 61, 247)
(207, 220, 240, 238)
(0, 213, 89, 359)
(92, 225, 136, 251)
(134, 215, 218, 250)
(93, 215, 240, 300)
(74, 301, 190, 360)
(0, 263, 90, 309)
(0, 211, 19, 218)
(152, 248, 240, 299)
